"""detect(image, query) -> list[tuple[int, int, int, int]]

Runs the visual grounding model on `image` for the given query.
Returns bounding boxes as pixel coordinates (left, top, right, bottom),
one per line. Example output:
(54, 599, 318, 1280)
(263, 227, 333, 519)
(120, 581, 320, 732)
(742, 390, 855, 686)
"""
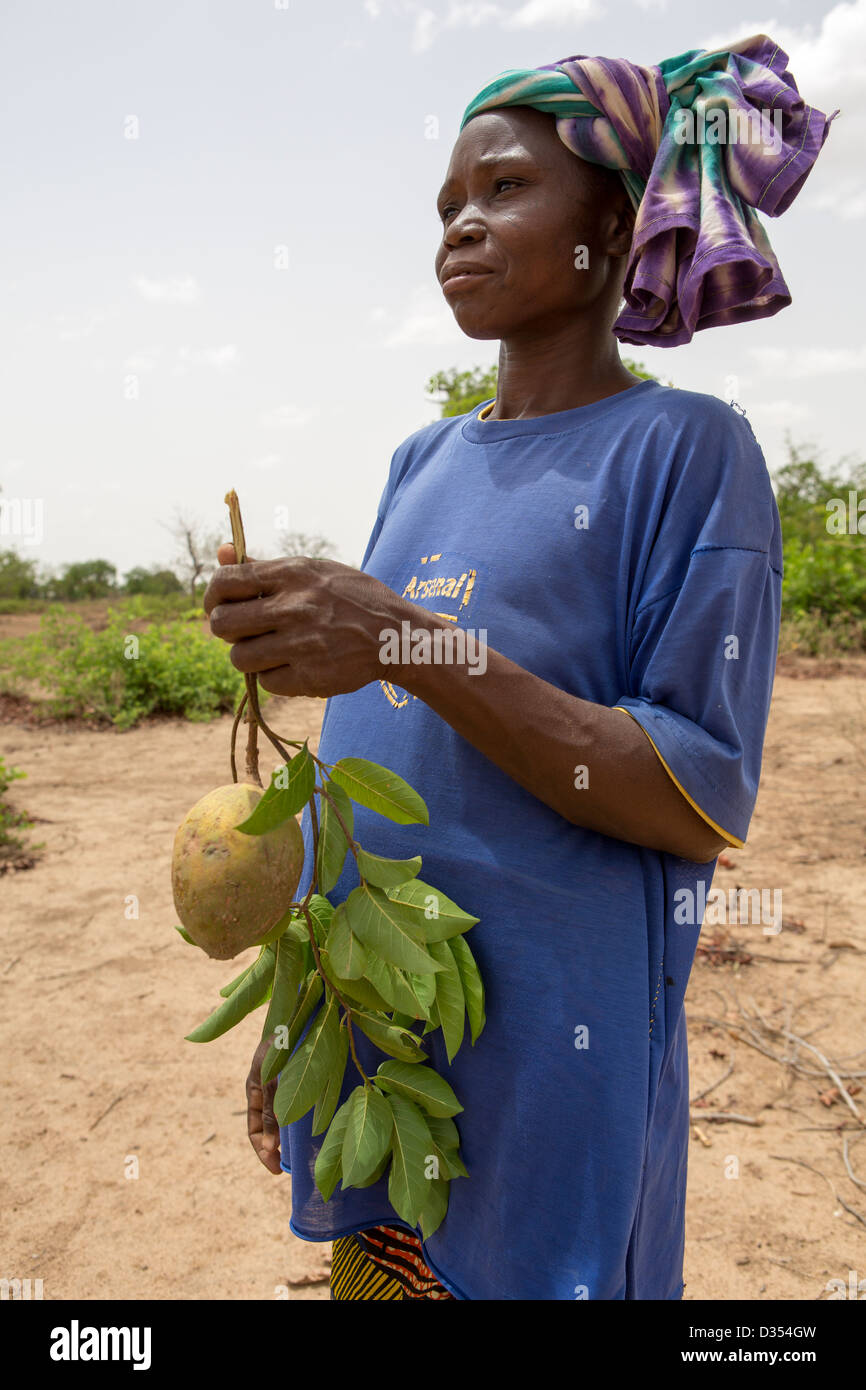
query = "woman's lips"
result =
(442, 270, 493, 295)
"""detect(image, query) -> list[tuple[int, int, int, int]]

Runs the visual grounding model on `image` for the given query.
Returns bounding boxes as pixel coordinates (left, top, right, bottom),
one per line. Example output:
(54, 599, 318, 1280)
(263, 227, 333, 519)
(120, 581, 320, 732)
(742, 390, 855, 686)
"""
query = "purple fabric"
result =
(460, 35, 838, 346)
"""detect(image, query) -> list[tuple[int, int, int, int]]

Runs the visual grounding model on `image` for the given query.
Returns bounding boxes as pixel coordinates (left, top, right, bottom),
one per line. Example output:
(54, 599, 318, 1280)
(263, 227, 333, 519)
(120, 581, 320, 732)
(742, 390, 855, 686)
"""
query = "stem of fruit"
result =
(224, 490, 262, 788)
(316, 781, 360, 868)
(229, 690, 248, 783)
(299, 902, 369, 1086)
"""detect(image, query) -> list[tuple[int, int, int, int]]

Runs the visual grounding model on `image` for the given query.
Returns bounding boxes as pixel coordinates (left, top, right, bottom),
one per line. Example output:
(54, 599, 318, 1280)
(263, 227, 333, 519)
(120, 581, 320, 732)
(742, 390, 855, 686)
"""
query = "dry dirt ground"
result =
(1, 660, 865, 1302)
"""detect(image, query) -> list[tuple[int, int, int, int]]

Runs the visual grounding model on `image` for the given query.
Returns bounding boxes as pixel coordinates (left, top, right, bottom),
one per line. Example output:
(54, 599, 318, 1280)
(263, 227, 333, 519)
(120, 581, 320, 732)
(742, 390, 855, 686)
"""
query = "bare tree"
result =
(278, 530, 338, 561)
(162, 512, 223, 601)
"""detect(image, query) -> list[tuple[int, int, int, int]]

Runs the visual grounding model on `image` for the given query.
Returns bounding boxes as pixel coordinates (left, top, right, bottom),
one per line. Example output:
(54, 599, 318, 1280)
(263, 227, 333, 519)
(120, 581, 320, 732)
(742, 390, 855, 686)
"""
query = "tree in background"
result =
(124, 565, 184, 596)
(279, 530, 338, 561)
(0, 549, 42, 600)
(773, 439, 866, 628)
(163, 512, 223, 601)
(49, 559, 118, 601)
(425, 357, 662, 417)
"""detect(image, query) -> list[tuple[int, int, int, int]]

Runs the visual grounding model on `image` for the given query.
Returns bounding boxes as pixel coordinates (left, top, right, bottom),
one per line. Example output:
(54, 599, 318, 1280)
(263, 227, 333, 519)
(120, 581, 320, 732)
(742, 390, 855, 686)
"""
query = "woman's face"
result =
(434, 107, 632, 342)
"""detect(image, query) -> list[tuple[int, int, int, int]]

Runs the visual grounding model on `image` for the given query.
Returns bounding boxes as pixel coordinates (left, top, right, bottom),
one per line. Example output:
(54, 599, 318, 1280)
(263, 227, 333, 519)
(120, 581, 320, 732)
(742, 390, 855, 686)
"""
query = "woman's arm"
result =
(389, 598, 726, 863)
(205, 556, 726, 864)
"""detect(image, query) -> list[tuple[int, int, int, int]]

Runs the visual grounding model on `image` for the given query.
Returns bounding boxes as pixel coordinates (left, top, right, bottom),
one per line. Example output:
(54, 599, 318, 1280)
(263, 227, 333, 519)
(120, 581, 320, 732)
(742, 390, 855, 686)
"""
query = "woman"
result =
(204, 35, 834, 1300)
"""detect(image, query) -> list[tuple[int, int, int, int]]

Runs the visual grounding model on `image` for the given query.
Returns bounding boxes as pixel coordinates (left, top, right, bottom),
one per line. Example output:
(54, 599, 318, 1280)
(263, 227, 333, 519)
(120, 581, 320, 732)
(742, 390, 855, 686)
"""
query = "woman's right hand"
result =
(246, 1035, 282, 1174)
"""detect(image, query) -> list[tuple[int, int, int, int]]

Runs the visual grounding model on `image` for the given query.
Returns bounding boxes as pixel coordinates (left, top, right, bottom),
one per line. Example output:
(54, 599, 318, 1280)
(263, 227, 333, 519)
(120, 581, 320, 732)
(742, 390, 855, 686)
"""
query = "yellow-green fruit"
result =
(172, 782, 304, 960)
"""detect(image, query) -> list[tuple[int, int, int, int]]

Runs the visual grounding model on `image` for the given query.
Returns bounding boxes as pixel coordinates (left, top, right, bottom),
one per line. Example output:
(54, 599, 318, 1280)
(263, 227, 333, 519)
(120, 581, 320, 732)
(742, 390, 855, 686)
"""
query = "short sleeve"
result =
(614, 405, 783, 849)
(359, 438, 414, 571)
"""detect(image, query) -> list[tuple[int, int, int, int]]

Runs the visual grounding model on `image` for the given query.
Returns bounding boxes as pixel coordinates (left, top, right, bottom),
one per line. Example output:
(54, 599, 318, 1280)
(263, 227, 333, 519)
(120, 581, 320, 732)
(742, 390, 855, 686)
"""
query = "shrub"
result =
(0, 606, 243, 728)
(0, 757, 34, 864)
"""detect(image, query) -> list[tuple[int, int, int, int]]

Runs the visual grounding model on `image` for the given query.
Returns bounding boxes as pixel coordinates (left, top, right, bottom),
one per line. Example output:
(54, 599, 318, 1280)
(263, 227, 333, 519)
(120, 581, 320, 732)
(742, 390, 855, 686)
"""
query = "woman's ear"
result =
(608, 194, 635, 258)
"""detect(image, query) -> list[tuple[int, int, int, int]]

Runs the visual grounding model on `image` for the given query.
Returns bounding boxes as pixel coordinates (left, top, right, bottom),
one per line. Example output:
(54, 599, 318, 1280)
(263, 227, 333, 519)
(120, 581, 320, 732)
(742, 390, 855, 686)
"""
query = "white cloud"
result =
(748, 344, 866, 377)
(133, 275, 200, 304)
(505, 0, 596, 27)
(172, 344, 238, 374)
(748, 398, 813, 424)
(124, 349, 161, 371)
(400, 0, 593, 53)
(260, 403, 317, 427)
(56, 310, 112, 341)
(380, 283, 468, 346)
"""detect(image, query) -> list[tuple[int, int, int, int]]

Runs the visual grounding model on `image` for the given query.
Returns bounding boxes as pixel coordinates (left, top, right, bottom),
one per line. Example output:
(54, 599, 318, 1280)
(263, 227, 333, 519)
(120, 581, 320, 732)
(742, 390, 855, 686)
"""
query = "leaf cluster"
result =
(183, 751, 485, 1236)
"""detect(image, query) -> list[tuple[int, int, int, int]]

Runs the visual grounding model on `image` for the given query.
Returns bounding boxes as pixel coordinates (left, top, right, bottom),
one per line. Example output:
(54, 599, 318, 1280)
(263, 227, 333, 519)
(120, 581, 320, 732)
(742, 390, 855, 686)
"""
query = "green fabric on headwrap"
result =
(459, 35, 837, 345)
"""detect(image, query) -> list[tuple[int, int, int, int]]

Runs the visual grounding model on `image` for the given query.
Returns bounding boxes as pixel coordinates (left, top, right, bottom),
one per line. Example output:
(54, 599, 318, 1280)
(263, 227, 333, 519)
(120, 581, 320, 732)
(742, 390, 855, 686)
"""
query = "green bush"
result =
(0, 605, 243, 728)
(773, 445, 866, 651)
(0, 757, 33, 862)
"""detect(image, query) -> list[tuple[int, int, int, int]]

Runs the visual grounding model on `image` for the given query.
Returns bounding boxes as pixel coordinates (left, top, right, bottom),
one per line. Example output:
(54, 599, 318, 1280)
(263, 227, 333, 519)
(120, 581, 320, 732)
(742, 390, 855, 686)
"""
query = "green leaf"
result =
(307, 894, 335, 932)
(425, 1113, 461, 1153)
(418, 1175, 450, 1239)
(389, 1011, 417, 1032)
(343, 883, 443, 975)
(262, 934, 305, 1044)
(311, 1018, 349, 1137)
(219, 951, 264, 998)
(387, 968, 434, 1021)
(341, 1085, 394, 1187)
(320, 954, 390, 1014)
(352, 1008, 429, 1064)
(185, 946, 275, 1042)
(351, 1149, 391, 1189)
(261, 970, 323, 1085)
(274, 991, 342, 1126)
(385, 877, 479, 942)
(329, 757, 429, 826)
(175, 924, 195, 945)
(282, 918, 310, 945)
(362, 958, 432, 1022)
(254, 907, 298, 947)
(355, 848, 422, 889)
(316, 780, 354, 894)
(422, 996, 440, 1036)
(406, 970, 437, 1011)
(448, 934, 486, 1044)
(235, 745, 315, 833)
(361, 954, 401, 1010)
(428, 940, 465, 1063)
(426, 1140, 468, 1182)
(375, 1061, 463, 1118)
(313, 1095, 353, 1202)
(306, 898, 334, 949)
(326, 905, 367, 980)
(386, 1093, 436, 1228)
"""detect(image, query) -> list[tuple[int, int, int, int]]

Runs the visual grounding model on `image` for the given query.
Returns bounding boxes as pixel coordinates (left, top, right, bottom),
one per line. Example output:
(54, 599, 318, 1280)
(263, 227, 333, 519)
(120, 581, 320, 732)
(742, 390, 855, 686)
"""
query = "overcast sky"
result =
(2, 0, 862, 575)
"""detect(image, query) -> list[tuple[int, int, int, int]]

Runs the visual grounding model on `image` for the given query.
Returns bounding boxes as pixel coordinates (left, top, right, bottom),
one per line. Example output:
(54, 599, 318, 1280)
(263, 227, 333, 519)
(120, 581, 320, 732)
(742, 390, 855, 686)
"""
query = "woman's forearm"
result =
(388, 599, 726, 863)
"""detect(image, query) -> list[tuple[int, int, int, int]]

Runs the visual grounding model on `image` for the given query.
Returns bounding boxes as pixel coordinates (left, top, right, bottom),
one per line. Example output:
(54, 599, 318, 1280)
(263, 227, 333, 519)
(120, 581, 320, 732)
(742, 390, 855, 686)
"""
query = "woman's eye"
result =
(441, 179, 521, 222)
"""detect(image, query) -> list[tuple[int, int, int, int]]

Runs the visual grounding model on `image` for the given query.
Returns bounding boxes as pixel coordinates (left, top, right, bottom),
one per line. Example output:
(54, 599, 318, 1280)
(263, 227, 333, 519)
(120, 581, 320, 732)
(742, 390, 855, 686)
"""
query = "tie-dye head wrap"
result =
(459, 35, 838, 347)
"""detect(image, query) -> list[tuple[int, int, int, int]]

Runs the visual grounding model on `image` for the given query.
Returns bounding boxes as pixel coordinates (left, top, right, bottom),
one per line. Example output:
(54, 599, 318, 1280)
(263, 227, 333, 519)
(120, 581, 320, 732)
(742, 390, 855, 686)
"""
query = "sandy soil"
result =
(1, 670, 865, 1303)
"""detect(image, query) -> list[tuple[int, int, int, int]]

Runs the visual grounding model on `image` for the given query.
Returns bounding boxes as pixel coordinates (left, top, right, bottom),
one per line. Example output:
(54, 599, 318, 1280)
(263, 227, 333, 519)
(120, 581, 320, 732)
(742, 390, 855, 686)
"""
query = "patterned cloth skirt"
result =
(329, 1225, 455, 1300)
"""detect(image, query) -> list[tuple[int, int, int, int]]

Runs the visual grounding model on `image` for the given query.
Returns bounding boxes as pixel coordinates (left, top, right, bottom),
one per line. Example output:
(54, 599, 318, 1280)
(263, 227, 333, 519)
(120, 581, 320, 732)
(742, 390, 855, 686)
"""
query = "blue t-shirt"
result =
(279, 378, 783, 1300)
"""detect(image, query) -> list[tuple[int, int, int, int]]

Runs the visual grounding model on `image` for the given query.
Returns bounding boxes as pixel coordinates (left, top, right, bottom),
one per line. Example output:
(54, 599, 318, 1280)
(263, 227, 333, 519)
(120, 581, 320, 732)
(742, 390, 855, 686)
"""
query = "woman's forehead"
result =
(442, 108, 566, 184)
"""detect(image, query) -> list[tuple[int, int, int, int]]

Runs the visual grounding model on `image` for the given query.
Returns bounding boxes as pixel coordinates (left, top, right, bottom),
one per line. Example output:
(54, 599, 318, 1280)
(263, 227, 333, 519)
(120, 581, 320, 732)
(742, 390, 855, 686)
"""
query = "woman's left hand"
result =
(203, 545, 406, 698)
